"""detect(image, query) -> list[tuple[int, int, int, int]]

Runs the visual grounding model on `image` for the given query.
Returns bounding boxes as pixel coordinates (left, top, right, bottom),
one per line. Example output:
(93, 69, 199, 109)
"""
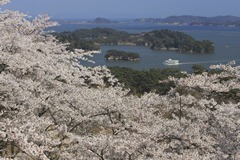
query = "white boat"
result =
(163, 59, 179, 65)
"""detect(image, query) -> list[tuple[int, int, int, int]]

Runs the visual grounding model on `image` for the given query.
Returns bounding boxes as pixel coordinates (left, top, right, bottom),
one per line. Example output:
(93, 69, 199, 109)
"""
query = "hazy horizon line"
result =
(52, 15, 240, 20)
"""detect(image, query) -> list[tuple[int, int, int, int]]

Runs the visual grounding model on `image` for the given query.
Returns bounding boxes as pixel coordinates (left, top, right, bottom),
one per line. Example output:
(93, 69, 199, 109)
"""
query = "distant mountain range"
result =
(55, 17, 119, 24)
(55, 15, 240, 26)
(134, 15, 240, 26)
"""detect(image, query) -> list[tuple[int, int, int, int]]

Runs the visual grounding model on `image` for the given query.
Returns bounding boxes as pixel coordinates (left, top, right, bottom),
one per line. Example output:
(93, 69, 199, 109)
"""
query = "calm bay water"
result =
(51, 23, 240, 71)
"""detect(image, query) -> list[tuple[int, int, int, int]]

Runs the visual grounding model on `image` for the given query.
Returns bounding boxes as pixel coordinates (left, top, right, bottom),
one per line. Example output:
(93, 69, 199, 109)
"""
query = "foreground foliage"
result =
(0, 1, 239, 159)
(109, 67, 183, 95)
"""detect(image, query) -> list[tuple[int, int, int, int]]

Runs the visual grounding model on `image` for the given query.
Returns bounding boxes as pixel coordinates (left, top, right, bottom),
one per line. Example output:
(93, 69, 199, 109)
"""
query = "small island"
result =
(105, 50, 140, 61)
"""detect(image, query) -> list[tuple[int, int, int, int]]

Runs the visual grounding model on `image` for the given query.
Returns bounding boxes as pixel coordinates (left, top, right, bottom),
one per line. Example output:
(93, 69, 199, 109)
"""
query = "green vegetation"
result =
(192, 64, 208, 74)
(105, 50, 140, 61)
(141, 30, 214, 53)
(108, 64, 224, 96)
(108, 67, 185, 95)
(54, 31, 100, 51)
(55, 28, 214, 53)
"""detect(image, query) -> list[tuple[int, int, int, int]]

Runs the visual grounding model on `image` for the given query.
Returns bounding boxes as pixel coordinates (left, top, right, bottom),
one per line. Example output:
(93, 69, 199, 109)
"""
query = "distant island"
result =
(93, 17, 119, 24)
(134, 15, 240, 26)
(55, 28, 214, 53)
(105, 50, 140, 61)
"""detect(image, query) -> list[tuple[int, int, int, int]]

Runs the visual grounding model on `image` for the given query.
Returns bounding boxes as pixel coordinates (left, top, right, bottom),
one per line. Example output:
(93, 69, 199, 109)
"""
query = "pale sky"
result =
(2, 0, 240, 19)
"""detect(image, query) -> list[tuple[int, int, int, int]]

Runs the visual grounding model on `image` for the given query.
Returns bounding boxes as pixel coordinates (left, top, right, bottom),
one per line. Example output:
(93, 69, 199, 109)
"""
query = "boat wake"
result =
(179, 60, 236, 65)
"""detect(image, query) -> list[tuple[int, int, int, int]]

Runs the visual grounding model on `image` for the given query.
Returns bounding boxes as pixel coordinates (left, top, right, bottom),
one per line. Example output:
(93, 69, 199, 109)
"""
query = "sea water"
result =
(51, 23, 240, 72)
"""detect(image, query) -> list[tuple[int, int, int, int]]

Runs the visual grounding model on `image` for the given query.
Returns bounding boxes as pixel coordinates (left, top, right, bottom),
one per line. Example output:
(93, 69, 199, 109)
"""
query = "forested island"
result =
(55, 28, 214, 53)
(105, 50, 140, 61)
(93, 17, 119, 24)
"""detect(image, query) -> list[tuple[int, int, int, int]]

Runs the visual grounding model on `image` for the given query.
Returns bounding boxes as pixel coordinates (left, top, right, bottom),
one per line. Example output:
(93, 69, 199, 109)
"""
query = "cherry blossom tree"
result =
(0, 0, 239, 159)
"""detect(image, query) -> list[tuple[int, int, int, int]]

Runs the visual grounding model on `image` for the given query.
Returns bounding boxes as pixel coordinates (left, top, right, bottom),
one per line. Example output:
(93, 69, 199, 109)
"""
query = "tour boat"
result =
(163, 59, 179, 65)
